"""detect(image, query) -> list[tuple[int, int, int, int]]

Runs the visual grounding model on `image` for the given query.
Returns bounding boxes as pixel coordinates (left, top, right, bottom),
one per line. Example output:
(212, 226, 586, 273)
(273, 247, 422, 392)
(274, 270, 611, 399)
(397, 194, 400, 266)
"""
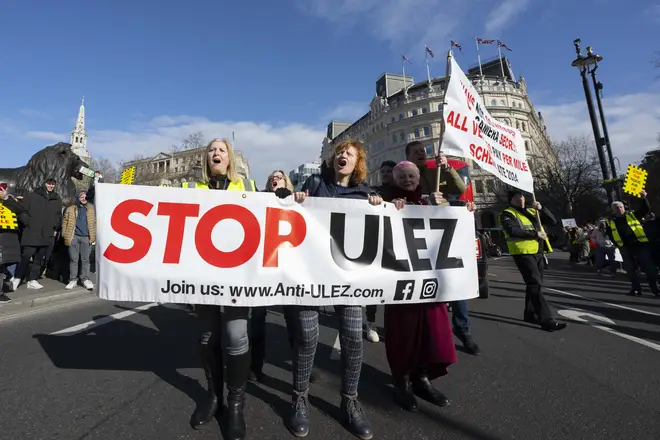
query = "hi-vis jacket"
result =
(607, 213, 648, 247)
(499, 207, 554, 255)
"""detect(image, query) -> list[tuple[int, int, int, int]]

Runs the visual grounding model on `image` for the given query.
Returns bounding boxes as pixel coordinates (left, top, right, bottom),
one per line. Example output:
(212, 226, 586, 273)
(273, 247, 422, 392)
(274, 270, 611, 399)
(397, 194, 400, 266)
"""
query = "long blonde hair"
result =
(200, 138, 240, 184)
(266, 170, 294, 192)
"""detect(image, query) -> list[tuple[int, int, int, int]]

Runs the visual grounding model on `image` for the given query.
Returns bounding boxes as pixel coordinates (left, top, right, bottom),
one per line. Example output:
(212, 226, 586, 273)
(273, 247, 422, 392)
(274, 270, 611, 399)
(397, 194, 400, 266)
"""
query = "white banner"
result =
(442, 56, 534, 193)
(95, 184, 479, 306)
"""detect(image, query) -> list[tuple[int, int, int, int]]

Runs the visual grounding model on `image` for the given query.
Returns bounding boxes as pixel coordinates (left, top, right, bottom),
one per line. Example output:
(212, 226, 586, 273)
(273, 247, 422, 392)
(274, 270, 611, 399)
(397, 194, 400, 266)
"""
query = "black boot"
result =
(340, 393, 373, 440)
(392, 375, 418, 412)
(287, 389, 311, 437)
(540, 320, 568, 332)
(224, 352, 250, 440)
(411, 372, 449, 407)
(190, 344, 221, 429)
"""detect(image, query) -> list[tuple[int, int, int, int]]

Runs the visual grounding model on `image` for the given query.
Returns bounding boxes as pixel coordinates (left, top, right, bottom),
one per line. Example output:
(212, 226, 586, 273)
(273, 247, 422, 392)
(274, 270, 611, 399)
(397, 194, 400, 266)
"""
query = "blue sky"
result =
(1, 0, 659, 183)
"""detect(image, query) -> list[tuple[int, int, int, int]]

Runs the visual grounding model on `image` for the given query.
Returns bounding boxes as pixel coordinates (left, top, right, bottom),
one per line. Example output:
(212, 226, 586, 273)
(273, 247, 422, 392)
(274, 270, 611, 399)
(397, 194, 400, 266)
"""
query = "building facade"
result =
(122, 147, 250, 186)
(70, 97, 91, 165)
(289, 161, 322, 191)
(320, 56, 558, 228)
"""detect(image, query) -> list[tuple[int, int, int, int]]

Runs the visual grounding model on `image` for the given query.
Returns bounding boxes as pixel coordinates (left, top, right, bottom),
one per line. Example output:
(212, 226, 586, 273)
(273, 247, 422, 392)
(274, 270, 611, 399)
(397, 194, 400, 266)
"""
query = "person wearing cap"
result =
(606, 191, 658, 296)
(15, 178, 62, 290)
(499, 190, 567, 332)
(61, 189, 96, 290)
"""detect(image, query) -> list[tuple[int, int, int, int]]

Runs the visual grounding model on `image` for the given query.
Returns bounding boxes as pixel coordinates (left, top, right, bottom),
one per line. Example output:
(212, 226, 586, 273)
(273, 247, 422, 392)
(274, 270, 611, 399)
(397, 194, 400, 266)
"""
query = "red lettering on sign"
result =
(195, 204, 261, 268)
(103, 199, 154, 264)
(157, 202, 200, 264)
(471, 121, 484, 139)
(262, 208, 307, 267)
(469, 143, 494, 165)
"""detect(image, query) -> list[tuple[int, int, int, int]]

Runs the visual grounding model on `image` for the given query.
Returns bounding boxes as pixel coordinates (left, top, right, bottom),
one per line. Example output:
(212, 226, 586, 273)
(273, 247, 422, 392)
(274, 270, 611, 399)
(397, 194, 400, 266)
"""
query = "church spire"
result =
(70, 96, 90, 163)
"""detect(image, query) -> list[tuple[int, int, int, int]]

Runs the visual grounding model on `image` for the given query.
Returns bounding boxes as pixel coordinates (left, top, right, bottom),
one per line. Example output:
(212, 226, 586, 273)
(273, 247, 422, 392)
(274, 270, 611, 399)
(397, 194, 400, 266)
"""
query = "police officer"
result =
(607, 190, 658, 296)
(499, 190, 567, 332)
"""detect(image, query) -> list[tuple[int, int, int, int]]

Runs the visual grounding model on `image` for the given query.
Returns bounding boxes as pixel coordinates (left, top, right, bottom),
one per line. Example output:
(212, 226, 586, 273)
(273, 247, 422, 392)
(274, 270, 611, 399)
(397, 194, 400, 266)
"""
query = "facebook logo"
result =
(393, 280, 415, 301)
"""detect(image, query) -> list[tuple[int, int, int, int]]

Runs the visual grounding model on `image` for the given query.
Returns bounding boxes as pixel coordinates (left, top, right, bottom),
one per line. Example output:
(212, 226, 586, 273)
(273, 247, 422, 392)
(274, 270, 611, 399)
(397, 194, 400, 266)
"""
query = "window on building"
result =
(475, 180, 484, 194)
(525, 140, 530, 151)
(491, 99, 496, 106)
(522, 122, 527, 132)
(399, 113, 404, 121)
(412, 109, 418, 116)
(500, 99, 506, 106)
(391, 117, 395, 123)
(422, 107, 428, 113)
(516, 121, 520, 129)
(423, 126, 430, 137)
(392, 134, 397, 144)
(414, 127, 420, 138)
(425, 144, 433, 157)
(399, 131, 405, 142)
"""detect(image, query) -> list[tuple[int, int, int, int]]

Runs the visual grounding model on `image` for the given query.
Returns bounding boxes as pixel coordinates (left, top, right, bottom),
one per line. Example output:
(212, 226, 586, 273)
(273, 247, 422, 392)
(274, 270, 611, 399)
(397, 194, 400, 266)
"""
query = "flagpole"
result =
(436, 49, 453, 193)
(497, 38, 506, 80)
(402, 56, 408, 96)
(425, 47, 432, 85)
(475, 37, 484, 77)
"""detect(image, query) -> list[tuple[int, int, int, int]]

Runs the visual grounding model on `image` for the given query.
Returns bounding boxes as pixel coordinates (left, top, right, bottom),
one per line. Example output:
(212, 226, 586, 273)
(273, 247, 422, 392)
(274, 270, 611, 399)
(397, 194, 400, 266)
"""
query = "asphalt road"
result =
(1, 253, 660, 440)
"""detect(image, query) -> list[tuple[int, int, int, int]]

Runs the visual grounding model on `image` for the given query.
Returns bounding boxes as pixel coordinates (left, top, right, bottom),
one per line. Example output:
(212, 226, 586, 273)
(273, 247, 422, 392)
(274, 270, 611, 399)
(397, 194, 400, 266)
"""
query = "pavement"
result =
(1, 253, 660, 440)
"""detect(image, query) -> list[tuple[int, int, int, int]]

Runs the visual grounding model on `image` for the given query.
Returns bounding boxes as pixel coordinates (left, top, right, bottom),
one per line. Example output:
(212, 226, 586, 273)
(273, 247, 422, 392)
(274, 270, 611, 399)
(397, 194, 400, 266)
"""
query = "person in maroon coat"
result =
(383, 161, 473, 411)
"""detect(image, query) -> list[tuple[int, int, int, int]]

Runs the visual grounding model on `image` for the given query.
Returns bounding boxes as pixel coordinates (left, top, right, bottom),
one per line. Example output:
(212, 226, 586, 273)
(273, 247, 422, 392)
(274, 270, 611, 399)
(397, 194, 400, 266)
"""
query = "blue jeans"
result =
(4, 263, 17, 278)
(451, 300, 471, 336)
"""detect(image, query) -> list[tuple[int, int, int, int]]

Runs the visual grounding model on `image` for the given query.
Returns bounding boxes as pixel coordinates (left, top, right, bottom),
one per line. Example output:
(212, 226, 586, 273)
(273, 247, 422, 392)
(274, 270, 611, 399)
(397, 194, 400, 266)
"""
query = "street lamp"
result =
(571, 39, 614, 204)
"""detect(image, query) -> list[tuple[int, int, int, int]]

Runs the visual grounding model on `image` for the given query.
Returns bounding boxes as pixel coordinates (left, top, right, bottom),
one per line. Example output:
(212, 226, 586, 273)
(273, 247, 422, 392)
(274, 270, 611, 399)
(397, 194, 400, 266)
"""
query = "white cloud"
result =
(87, 117, 325, 185)
(300, 0, 470, 50)
(485, 0, 531, 34)
(322, 101, 367, 122)
(25, 131, 66, 141)
(538, 90, 660, 169)
(645, 4, 660, 23)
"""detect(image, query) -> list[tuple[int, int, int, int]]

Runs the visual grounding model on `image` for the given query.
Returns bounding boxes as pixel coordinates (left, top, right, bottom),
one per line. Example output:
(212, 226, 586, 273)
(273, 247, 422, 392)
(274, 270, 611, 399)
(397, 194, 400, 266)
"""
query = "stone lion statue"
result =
(0, 142, 90, 205)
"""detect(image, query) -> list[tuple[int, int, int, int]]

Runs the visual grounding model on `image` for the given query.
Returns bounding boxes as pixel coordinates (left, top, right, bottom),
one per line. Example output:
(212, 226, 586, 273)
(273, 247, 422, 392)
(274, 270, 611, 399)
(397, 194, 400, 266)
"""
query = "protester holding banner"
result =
(249, 170, 320, 385)
(404, 142, 481, 356)
(499, 190, 567, 332)
(288, 140, 381, 440)
(188, 138, 256, 440)
(383, 161, 459, 411)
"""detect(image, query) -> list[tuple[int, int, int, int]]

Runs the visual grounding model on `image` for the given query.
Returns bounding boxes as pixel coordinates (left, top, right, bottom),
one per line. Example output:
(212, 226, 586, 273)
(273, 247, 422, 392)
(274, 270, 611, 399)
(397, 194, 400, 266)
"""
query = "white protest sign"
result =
(442, 56, 534, 193)
(561, 218, 577, 228)
(95, 184, 479, 307)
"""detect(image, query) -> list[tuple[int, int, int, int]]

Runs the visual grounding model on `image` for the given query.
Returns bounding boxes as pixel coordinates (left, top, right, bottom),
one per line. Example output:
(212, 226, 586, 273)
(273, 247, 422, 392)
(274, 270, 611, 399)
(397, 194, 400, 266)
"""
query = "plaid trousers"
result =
(293, 305, 363, 395)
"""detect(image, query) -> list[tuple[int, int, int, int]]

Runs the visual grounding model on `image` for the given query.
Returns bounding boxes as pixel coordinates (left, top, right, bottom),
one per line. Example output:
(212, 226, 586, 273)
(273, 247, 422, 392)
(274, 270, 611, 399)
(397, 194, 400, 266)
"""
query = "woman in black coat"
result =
(0, 185, 29, 302)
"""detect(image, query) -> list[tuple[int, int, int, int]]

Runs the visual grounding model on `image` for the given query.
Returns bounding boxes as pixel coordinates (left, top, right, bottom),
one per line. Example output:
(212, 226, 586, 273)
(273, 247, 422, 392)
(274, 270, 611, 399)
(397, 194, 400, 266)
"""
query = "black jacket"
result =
(20, 187, 63, 247)
(500, 205, 557, 253)
(0, 196, 28, 264)
(606, 197, 650, 247)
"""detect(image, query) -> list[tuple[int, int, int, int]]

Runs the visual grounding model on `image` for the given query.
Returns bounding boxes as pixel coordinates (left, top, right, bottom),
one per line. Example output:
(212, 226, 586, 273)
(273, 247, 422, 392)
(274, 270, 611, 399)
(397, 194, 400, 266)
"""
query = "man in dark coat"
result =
(15, 178, 62, 290)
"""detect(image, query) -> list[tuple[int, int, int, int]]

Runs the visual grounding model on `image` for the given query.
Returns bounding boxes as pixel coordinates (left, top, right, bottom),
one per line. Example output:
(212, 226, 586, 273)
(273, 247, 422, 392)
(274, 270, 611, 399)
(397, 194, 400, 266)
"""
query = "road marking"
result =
(557, 307, 660, 353)
(0, 296, 98, 324)
(330, 331, 341, 360)
(547, 288, 660, 318)
(49, 303, 159, 336)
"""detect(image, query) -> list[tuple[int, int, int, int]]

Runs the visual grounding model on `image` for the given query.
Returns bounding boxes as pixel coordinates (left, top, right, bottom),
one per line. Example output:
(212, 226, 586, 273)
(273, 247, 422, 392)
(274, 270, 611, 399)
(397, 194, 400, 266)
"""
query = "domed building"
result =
(320, 56, 558, 228)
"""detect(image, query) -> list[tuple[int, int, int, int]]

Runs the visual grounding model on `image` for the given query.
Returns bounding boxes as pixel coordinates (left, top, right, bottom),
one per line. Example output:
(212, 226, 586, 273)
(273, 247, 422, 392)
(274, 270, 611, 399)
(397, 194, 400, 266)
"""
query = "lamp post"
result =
(571, 39, 613, 204)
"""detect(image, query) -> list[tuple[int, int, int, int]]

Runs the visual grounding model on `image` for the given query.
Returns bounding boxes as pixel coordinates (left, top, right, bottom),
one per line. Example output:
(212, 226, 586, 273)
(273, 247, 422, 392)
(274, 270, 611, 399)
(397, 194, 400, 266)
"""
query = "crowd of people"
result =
(0, 138, 656, 440)
(564, 194, 659, 296)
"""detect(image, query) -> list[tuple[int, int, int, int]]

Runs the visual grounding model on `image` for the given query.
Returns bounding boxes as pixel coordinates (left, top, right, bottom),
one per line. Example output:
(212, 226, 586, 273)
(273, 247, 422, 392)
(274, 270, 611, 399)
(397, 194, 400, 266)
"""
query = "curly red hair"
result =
(333, 140, 368, 185)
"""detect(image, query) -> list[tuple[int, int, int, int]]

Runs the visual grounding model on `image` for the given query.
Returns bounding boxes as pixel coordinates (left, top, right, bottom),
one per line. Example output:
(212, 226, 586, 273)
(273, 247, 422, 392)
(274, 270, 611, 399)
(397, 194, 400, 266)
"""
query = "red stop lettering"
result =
(158, 202, 200, 264)
(103, 199, 154, 264)
(194, 204, 261, 268)
(262, 207, 307, 267)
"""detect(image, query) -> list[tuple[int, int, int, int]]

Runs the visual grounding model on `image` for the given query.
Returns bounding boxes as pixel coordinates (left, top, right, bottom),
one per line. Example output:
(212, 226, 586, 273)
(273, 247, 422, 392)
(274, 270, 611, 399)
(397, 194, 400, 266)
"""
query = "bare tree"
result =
(91, 157, 120, 183)
(533, 136, 606, 224)
(181, 132, 206, 150)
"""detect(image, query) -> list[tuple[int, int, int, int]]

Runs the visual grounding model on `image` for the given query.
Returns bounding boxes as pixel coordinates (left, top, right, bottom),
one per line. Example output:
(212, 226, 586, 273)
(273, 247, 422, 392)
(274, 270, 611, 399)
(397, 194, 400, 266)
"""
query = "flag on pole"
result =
(402, 54, 412, 64)
(451, 40, 463, 52)
(476, 38, 495, 45)
(497, 40, 512, 51)
(425, 45, 434, 58)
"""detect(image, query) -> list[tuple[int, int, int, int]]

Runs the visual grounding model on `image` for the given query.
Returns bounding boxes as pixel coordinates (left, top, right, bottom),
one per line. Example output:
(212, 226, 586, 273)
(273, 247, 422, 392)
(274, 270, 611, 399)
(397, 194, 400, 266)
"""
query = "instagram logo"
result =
(419, 278, 439, 299)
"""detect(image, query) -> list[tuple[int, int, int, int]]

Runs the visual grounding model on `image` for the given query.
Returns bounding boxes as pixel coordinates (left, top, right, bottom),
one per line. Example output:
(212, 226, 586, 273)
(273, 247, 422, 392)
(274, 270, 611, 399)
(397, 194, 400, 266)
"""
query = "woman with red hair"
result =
(287, 140, 382, 440)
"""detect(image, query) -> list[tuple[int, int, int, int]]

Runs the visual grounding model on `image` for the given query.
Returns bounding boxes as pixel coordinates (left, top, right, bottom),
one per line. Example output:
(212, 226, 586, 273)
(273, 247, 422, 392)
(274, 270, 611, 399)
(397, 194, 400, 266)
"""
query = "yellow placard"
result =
(120, 166, 136, 185)
(622, 164, 647, 196)
(0, 204, 19, 230)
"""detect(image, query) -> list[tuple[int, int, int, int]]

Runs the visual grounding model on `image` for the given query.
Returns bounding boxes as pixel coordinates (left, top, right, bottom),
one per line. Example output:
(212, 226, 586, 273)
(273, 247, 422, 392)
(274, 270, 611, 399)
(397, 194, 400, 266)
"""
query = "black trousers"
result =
(18, 246, 48, 282)
(250, 306, 297, 373)
(620, 243, 659, 293)
(513, 253, 553, 322)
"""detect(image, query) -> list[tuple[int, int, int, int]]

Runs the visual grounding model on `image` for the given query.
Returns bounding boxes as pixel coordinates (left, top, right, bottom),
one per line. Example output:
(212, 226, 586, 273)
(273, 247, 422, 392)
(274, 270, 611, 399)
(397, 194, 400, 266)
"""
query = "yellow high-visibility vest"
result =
(607, 213, 648, 246)
(498, 207, 552, 255)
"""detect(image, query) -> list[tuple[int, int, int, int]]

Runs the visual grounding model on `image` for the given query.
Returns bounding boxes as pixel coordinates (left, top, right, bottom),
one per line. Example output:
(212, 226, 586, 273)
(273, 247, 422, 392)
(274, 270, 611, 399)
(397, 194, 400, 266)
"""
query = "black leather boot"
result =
(340, 393, 373, 440)
(190, 343, 221, 429)
(411, 371, 449, 407)
(224, 352, 250, 440)
(392, 375, 418, 412)
(287, 389, 311, 437)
